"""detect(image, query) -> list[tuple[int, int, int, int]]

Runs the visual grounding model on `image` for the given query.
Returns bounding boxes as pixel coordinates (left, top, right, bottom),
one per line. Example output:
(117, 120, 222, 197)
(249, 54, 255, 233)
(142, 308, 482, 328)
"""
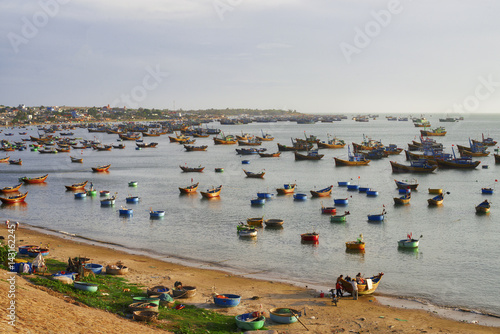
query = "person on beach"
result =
(336, 275, 343, 298)
(356, 273, 365, 284)
(351, 279, 358, 300)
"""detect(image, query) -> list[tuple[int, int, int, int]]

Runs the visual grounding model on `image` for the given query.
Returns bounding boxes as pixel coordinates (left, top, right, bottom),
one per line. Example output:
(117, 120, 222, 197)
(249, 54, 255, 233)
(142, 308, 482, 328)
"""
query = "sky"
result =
(1, 0, 500, 114)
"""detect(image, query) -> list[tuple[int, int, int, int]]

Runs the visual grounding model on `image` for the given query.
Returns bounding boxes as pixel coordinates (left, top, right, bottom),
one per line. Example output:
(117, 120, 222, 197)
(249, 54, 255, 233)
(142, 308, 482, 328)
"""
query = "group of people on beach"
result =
(336, 273, 365, 300)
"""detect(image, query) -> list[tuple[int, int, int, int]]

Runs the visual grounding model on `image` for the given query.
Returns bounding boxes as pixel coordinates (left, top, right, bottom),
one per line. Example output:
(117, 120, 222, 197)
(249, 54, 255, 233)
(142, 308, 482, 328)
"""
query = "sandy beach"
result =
(1, 226, 499, 334)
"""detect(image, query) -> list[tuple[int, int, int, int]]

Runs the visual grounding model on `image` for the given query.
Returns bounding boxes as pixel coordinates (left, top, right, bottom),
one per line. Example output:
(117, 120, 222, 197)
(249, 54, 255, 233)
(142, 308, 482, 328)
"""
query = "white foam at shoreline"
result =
(21, 224, 500, 327)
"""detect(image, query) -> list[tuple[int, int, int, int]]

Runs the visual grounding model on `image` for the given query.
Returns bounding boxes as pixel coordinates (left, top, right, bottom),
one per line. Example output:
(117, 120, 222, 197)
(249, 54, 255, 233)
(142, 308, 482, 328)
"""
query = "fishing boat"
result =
(276, 183, 296, 194)
(150, 210, 165, 218)
(74, 191, 86, 199)
(334, 146, 370, 166)
(420, 126, 447, 136)
(112, 144, 126, 149)
(428, 193, 444, 206)
(384, 144, 403, 155)
(317, 137, 345, 149)
(428, 188, 443, 194)
(367, 209, 386, 221)
(334, 198, 348, 205)
(347, 184, 360, 191)
(106, 262, 129, 275)
(390, 160, 437, 173)
(126, 196, 140, 203)
(269, 308, 301, 324)
(482, 188, 494, 194)
(19, 174, 48, 184)
(0, 183, 23, 193)
(179, 182, 199, 194)
(398, 233, 420, 248)
(394, 193, 411, 205)
(310, 185, 333, 197)
(366, 190, 379, 197)
(9, 159, 22, 165)
(215, 167, 224, 173)
(264, 219, 284, 227)
(184, 145, 208, 151)
(118, 207, 133, 216)
(180, 165, 205, 173)
(236, 148, 267, 155)
(136, 142, 158, 148)
(256, 192, 274, 199)
(200, 185, 222, 198)
(321, 203, 337, 214)
(243, 169, 265, 178)
(247, 217, 264, 226)
(213, 134, 237, 145)
(346, 238, 365, 250)
(238, 138, 262, 146)
(91, 164, 111, 172)
(301, 232, 319, 242)
(294, 150, 324, 160)
(495, 154, 500, 164)
(100, 195, 117, 206)
(65, 181, 88, 191)
(0, 191, 28, 204)
(394, 179, 418, 190)
(235, 313, 266, 331)
(0, 156, 10, 163)
(70, 156, 83, 163)
(293, 193, 307, 200)
(472, 134, 497, 147)
(337, 181, 350, 187)
(100, 190, 110, 197)
(255, 130, 274, 141)
(358, 187, 370, 193)
(128, 181, 138, 187)
(330, 211, 350, 222)
(250, 198, 265, 205)
(258, 152, 280, 158)
(340, 273, 384, 295)
(435, 157, 480, 169)
(475, 200, 490, 214)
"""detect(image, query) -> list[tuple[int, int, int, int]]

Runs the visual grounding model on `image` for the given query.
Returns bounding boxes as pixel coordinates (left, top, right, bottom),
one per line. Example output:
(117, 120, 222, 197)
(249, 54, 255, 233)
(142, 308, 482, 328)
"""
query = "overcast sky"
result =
(2, 0, 500, 114)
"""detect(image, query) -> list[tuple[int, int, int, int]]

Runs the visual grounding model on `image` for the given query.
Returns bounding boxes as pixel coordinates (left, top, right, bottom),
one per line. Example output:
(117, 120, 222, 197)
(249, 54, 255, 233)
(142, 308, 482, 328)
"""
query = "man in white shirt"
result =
(351, 279, 358, 300)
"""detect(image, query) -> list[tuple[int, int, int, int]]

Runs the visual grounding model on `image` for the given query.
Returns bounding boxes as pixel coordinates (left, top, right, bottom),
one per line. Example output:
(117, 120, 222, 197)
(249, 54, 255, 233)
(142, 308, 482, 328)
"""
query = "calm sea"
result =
(2, 114, 500, 317)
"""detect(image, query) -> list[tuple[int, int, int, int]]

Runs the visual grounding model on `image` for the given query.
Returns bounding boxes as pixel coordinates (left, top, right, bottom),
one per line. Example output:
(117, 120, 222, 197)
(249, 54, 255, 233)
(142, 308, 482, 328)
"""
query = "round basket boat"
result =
(269, 307, 300, 324)
(128, 302, 159, 312)
(105, 264, 128, 275)
(84, 263, 103, 275)
(74, 281, 98, 292)
(172, 286, 197, 298)
(133, 310, 158, 322)
(147, 285, 170, 296)
(132, 296, 160, 306)
(18, 245, 39, 255)
(213, 294, 241, 307)
(52, 275, 73, 284)
(235, 313, 266, 330)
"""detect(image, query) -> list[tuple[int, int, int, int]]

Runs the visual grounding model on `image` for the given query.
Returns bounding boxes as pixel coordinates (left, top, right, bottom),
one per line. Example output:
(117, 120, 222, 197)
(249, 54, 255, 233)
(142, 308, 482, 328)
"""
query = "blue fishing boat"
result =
(293, 193, 307, 200)
(366, 190, 379, 197)
(101, 195, 116, 206)
(213, 294, 241, 307)
(358, 187, 370, 193)
(368, 209, 386, 221)
(119, 207, 133, 215)
(251, 198, 265, 205)
(125, 196, 140, 203)
(269, 308, 301, 324)
(242, 160, 250, 164)
(347, 184, 360, 191)
(398, 188, 411, 194)
(334, 198, 348, 205)
(74, 192, 86, 199)
(481, 188, 493, 194)
(257, 192, 274, 199)
(338, 181, 350, 187)
(150, 210, 165, 218)
(84, 263, 103, 275)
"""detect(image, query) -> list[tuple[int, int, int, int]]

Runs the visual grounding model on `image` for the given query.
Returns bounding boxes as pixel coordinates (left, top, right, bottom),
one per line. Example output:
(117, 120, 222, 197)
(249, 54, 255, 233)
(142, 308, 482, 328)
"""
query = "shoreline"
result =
(12, 222, 500, 331)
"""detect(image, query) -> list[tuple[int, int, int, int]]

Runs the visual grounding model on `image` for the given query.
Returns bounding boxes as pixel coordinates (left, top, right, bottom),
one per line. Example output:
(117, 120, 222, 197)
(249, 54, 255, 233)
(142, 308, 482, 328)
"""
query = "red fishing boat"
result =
(0, 183, 23, 193)
(92, 164, 111, 172)
(301, 232, 319, 242)
(0, 191, 28, 204)
(19, 174, 48, 184)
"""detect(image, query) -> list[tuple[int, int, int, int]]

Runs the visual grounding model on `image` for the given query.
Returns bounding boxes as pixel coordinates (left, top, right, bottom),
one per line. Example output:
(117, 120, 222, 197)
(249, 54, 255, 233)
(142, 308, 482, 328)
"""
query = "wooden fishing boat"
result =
(310, 185, 333, 197)
(264, 219, 284, 227)
(340, 273, 384, 295)
(294, 150, 324, 160)
(238, 139, 262, 146)
(476, 202, 490, 214)
(277, 141, 312, 151)
(398, 234, 419, 248)
(420, 126, 447, 136)
(394, 179, 418, 190)
(390, 160, 437, 173)
(0, 183, 22, 193)
(180, 165, 205, 173)
(8, 159, 22, 165)
(213, 136, 237, 145)
(428, 193, 444, 206)
(65, 181, 88, 191)
(19, 174, 48, 184)
(394, 193, 411, 205)
(184, 145, 208, 151)
(243, 169, 265, 178)
(55, 147, 71, 153)
(346, 240, 365, 250)
(301, 232, 319, 242)
(330, 211, 350, 222)
(236, 148, 267, 155)
(276, 183, 296, 194)
(92, 164, 111, 172)
(235, 313, 266, 331)
(70, 156, 83, 163)
(384, 144, 403, 155)
(112, 144, 126, 149)
(179, 182, 199, 194)
(334, 156, 370, 166)
(136, 142, 158, 148)
(317, 137, 346, 149)
(256, 131, 274, 141)
(0, 156, 10, 163)
(200, 185, 222, 198)
(0, 191, 28, 204)
(247, 217, 264, 226)
(472, 135, 497, 147)
(258, 152, 280, 158)
(428, 188, 443, 194)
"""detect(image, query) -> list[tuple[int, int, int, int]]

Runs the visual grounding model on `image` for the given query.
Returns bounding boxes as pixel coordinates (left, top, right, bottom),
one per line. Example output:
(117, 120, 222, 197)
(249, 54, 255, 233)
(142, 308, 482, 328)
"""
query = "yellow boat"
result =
(428, 188, 443, 194)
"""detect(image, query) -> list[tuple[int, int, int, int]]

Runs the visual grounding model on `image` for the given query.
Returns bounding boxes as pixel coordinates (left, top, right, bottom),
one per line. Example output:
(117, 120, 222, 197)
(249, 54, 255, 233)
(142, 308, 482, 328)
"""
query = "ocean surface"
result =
(2, 114, 500, 318)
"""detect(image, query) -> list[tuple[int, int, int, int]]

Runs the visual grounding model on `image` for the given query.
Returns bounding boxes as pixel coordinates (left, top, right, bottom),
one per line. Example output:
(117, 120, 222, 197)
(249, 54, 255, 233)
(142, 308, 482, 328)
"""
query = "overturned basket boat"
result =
(172, 286, 197, 298)
(133, 310, 158, 322)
